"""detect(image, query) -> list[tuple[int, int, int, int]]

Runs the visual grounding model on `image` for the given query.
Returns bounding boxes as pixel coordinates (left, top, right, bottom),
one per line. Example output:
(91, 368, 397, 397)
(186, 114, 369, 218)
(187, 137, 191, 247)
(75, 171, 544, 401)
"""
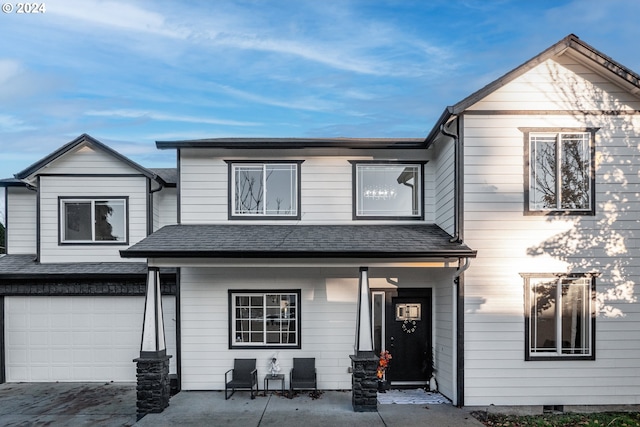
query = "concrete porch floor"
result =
(0, 382, 484, 427)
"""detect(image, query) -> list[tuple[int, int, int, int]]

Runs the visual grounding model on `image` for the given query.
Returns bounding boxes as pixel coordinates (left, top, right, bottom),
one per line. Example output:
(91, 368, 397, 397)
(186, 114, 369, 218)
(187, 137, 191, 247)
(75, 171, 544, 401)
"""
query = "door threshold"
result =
(389, 381, 428, 387)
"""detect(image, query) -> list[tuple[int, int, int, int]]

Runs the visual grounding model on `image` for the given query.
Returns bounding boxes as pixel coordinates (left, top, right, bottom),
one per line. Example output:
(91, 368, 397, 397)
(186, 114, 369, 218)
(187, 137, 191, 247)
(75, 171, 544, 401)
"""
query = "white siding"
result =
(179, 266, 453, 392)
(6, 187, 36, 254)
(38, 144, 140, 175)
(469, 56, 640, 112)
(39, 175, 148, 263)
(462, 108, 640, 406)
(154, 187, 177, 230)
(179, 148, 434, 224)
(431, 136, 455, 234)
(179, 267, 358, 390)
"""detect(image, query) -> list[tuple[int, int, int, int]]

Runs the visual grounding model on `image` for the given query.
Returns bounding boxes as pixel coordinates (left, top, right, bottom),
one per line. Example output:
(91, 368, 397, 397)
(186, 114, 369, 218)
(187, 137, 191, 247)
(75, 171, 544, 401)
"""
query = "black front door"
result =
(385, 289, 432, 384)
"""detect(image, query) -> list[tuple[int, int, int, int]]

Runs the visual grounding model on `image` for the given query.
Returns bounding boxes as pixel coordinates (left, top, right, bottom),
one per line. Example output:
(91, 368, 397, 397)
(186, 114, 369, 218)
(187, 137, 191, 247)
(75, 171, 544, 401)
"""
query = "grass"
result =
(471, 411, 640, 427)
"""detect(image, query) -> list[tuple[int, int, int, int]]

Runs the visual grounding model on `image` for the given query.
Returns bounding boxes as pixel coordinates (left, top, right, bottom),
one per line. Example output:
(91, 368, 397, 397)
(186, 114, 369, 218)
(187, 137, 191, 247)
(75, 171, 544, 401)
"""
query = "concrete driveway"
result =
(0, 382, 137, 426)
(0, 383, 484, 427)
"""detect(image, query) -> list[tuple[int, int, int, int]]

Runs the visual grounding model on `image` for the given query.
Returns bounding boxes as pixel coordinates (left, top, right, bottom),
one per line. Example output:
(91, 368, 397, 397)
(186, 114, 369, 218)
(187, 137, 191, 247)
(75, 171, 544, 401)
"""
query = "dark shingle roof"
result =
(149, 168, 178, 186)
(0, 254, 149, 278)
(121, 224, 476, 259)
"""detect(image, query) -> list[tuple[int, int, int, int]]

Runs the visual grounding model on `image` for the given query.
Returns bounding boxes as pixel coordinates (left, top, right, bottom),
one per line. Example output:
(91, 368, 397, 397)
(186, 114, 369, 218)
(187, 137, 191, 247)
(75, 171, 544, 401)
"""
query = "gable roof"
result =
(425, 34, 640, 144)
(14, 133, 168, 185)
(120, 223, 476, 259)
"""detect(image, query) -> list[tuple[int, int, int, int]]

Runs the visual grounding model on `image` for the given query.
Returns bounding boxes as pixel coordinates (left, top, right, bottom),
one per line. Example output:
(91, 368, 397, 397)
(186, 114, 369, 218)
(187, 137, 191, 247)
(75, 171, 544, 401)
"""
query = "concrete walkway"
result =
(0, 383, 484, 427)
(136, 389, 485, 427)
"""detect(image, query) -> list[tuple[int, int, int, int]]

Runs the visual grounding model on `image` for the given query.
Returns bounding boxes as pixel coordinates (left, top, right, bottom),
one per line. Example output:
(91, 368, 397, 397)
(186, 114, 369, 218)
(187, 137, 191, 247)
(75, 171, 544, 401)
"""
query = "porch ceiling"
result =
(120, 224, 477, 260)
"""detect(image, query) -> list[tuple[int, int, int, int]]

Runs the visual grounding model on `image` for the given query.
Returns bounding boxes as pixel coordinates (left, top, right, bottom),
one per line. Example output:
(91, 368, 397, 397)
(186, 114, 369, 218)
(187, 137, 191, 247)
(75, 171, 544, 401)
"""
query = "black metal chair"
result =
(289, 357, 317, 392)
(225, 358, 258, 399)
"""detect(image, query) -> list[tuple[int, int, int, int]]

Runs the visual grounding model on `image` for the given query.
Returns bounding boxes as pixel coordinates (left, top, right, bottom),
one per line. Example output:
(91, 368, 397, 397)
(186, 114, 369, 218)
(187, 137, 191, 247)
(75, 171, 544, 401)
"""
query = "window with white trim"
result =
(60, 198, 128, 243)
(526, 130, 595, 214)
(230, 291, 300, 349)
(524, 274, 595, 360)
(230, 162, 300, 219)
(352, 162, 423, 219)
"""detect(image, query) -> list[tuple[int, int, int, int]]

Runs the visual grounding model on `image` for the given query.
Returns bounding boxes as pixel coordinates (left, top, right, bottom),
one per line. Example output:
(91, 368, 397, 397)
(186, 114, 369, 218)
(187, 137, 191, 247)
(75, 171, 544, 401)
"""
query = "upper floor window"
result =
(228, 162, 302, 220)
(523, 273, 596, 360)
(523, 129, 597, 215)
(60, 197, 128, 244)
(351, 161, 424, 220)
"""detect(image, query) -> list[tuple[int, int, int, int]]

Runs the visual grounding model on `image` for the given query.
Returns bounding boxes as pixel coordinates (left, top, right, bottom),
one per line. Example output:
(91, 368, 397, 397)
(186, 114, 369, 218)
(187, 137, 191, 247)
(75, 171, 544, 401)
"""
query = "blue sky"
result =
(1, 0, 640, 222)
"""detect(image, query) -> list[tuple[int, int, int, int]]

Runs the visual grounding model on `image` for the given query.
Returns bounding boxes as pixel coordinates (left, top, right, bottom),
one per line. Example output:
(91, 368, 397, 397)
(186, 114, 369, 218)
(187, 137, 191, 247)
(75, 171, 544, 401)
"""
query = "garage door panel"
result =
(5, 295, 176, 382)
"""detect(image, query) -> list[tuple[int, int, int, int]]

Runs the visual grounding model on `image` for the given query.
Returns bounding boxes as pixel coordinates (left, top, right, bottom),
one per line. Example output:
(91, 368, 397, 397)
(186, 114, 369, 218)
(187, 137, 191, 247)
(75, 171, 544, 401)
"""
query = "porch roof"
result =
(120, 224, 477, 259)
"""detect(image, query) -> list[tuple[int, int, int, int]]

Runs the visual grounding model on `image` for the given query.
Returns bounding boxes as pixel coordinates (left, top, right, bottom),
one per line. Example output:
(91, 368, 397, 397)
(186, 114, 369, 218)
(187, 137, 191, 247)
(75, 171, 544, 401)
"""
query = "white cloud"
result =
(0, 114, 36, 132)
(84, 109, 261, 127)
(50, 0, 188, 38)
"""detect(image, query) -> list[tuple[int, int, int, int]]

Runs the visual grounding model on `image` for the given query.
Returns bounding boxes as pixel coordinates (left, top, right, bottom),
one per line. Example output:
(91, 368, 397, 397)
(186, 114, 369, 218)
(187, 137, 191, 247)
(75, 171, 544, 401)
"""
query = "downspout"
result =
(442, 116, 469, 407)
(148, 178, 165, 236)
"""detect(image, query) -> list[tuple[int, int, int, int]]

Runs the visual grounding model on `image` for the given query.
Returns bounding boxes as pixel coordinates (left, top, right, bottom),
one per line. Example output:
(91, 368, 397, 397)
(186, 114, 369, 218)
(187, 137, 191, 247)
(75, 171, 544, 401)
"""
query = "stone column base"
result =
(350, 352, 379, 412)
(134, 354, 172, 419)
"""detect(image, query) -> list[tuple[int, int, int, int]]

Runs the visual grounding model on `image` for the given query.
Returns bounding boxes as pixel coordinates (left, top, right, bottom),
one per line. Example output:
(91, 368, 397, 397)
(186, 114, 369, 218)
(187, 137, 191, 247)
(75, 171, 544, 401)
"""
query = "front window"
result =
(230, 290, 300, 349)
(524, 274, 595, 360)
(60, 198, 128, 244)
(525, 130, 596, 214)
(229, 162, 301, 219)
(352, 162, 423, 219)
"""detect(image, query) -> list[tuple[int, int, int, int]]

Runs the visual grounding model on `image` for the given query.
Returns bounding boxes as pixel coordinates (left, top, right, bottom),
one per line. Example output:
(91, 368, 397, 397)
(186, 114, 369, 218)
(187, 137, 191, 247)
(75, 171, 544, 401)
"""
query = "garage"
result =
(4, 295, 176, 382)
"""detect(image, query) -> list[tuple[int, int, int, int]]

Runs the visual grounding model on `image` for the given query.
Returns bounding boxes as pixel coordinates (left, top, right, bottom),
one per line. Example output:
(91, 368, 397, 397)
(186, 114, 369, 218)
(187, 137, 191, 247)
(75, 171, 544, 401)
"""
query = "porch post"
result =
(134, 267, 171, 420)
(350, 267, 378, 412)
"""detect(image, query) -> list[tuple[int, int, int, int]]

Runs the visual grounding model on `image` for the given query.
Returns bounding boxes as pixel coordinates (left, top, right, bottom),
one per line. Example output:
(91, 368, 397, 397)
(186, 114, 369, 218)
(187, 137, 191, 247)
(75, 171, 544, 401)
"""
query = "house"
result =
(1, 34, 640, 414)
(0, 134, 178, 384)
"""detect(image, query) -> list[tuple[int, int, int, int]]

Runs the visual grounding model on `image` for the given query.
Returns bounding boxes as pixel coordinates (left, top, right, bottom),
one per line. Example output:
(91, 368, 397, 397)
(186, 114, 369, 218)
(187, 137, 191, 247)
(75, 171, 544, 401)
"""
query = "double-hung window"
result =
(351, 161, 424, 220)
(230, 290, 300, 349)
(59, 197, 128, 244)
(229, 161, 301, 219)
(523, 129, 597, 214)
(524, 274, 596, 360)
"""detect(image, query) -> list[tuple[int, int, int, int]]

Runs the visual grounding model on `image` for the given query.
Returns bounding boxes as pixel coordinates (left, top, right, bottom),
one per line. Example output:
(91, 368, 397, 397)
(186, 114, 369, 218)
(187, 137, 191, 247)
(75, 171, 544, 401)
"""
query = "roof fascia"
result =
(15, 134, 166, 185)
(156, 138, 427, 150)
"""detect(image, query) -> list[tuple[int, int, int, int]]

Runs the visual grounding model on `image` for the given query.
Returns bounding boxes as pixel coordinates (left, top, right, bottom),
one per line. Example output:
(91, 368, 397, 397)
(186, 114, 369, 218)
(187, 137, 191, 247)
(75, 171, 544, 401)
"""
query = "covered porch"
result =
(120, 224, 475, 416)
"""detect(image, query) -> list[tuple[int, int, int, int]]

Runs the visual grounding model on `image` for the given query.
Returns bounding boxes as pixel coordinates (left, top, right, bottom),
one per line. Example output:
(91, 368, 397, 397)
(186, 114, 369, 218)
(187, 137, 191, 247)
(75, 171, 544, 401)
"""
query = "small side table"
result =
(264, 374, 285, 395)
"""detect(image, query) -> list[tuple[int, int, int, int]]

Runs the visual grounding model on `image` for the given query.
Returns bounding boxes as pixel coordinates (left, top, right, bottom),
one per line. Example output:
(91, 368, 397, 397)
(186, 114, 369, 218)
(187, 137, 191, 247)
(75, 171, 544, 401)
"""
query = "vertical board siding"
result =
(462, 110, 640, 406)
(39, 176, 148, 263)
(7, 187, 36, 254)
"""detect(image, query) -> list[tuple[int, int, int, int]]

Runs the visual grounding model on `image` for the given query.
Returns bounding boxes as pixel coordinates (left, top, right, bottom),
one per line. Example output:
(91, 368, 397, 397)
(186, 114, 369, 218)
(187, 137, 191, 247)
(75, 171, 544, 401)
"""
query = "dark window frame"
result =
(349, 160, 426, 221)
(58, 196, 129, 245)
(228, 289, 302, 350)
(521, 127, 598, 216)
(226, 160, 303, 220)
(523, 273, 597, 361)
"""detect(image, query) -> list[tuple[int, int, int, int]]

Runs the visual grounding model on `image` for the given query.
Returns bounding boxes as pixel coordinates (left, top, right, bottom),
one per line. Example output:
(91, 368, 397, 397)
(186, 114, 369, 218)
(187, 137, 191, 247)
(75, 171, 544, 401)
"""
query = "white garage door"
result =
(5, 296, 176, 382)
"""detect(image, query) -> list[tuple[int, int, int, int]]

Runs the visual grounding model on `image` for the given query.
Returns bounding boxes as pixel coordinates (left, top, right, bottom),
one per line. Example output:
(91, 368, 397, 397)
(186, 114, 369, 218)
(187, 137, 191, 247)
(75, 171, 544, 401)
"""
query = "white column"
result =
(355, 267, 374, 354)
(141, 267, 167, 356)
